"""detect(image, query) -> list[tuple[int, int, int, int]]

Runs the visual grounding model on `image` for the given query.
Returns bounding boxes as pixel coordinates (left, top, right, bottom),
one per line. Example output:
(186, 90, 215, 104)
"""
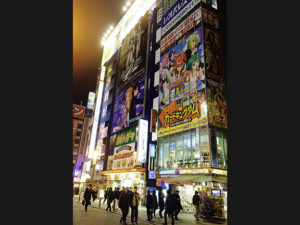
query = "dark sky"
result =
(73, 0, 126, 106)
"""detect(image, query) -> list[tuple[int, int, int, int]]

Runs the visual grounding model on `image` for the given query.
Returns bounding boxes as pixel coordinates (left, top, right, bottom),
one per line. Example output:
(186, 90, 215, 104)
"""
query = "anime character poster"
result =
(157, 90, 208, 137)
(203, 27, 224, 84)
(207, 86, 227, 128)
(112, 76, 145, 133)
(159, 26, 206, 108)
(117, 14, 149, 91)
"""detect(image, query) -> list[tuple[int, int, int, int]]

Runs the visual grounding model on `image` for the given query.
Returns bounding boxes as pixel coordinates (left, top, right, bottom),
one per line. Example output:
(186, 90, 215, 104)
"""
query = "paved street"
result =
(73, 197, 227, 225)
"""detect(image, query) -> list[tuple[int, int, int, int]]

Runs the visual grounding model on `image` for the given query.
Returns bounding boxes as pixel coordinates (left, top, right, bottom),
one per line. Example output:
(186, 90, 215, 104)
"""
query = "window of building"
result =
(169, 134, 176, 169)
(162, 136, 169, 169)
(200, 130, 210, 167)
(183, 130, 192, 168)
(176, 132, 183, 168)
(216, 129, 227, 169)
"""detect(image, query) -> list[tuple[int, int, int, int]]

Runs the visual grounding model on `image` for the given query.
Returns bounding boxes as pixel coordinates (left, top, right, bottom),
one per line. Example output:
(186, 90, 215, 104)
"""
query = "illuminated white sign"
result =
(137, 119, 148, 163)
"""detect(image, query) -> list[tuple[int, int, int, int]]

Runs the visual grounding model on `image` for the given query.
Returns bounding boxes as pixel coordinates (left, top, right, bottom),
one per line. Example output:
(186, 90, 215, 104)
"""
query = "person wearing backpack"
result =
(192, 191, 201, 220)
(130, 186, 140, 225)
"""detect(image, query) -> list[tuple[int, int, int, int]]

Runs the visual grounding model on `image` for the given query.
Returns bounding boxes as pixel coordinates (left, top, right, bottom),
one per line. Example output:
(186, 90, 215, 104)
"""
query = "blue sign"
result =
(150, 144, 156, 158)
(162, 0, 192, 28)
(159, 170, 179, 175)
(149, 170, 155, 179)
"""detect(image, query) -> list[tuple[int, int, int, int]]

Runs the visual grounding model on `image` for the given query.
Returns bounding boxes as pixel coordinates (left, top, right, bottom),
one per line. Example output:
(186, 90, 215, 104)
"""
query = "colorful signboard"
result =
(117, 13, 149, 91)
(73, 104, 85, 119)
(87, 92, 95, 110)
(159, 26, 205, 107)
(158, 90, 208, 137)
(115, 126, 137, 148)
(137, 119, 148, 163)
(112, 143, 136, 170)
(112, 76, 145, 133)
(161, 0, 201, 36)
(160, 7, 202, 53)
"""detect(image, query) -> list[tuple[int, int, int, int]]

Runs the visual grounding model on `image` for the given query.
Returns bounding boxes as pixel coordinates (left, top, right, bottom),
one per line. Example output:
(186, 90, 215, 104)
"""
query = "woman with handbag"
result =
(83, 184, 93, 212)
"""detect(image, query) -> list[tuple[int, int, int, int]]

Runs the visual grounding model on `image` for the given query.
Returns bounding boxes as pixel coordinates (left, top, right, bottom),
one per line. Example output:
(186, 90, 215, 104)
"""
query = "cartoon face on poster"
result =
(117, 14, 149, 91)
(159, 26, 206, 108)
(207, 86, 227, 128)
(203, 27, 224, 83)
(112, 76, 145, 133)
(158, 89, 208, 137)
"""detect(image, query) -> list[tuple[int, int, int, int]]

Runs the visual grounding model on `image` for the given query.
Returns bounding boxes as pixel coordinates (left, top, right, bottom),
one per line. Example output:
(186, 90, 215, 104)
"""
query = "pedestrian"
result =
(152, 190, 158, 218)
(112, 187, 118, 212)
(173, 190, 183, 220)
(130, 186, 140, 225)
(115, 187, 121, 211)
(83, 184, 93, 212)
(158, 189, 165, 218)
(192, 191, 201, 221)
(146, 190, 153, 221)
(92, 185, 97, 202)
(163, 189, 175, 225)
(119, 187, 131, 225)
(106, 187, 114, 212)
(103, 188, 109, 204)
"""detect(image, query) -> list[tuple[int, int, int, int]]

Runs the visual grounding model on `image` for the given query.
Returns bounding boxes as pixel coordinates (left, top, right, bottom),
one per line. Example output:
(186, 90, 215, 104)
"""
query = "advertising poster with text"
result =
(159, 26, 205, 108)
(203, 27, 224, 84)
(158, 90, 208, 137)
(207, 86, 227, 128)
(112, 76, 145, 133)
(117, 14, 149, 92)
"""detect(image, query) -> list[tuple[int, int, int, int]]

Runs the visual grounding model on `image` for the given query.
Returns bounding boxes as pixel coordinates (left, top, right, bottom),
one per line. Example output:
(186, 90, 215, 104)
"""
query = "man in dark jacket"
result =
(163, 189, 175, 225)
(173, 190, 182, 220)
(103, 188, 109, 204)
(146, 190, 153, 221)
(119, 187, 131, 225)
(158, 190, 165, 218)
(83, 184, 93, 212)
(106, 187, 114, 212)
(152, 190, 158, 218)
(192, 191, 201, 220)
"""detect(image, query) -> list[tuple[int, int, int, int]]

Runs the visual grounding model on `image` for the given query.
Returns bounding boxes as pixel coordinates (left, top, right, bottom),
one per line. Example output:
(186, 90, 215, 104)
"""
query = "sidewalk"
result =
(73, 196, 227, 225)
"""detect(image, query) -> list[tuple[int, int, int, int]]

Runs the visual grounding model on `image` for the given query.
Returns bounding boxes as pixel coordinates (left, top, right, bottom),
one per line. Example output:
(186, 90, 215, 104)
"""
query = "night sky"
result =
(73, 0, 126, 106)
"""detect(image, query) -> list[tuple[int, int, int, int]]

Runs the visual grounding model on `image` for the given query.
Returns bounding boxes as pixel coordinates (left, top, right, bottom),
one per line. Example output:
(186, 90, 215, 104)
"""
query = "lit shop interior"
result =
(101, 169, 146, 204)
(157, 127, 227, 170)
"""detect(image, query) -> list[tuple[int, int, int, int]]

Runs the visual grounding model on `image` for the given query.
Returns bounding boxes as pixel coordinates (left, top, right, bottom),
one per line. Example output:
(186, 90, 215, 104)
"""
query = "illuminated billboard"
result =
(87, 92, 95, 110)
(73, 104, 85, 119)
(159, 26, 205, 108)
(112, 76, 145, 134)
(158, 90, 208, 137)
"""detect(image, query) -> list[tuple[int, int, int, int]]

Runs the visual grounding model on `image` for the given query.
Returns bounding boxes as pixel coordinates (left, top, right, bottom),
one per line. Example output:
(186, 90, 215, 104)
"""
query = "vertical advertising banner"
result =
(117, 14, 150, 91)
(87, 92, 95, 110)
(137, 119, 148, 163)
(73, 119, 83, 150)
(73, 104, 85, 119)
(112, 126, 137, 170)
(159, 26, 205, 108)
(112, 76, 145, 133)
(203, 27, 224, 84)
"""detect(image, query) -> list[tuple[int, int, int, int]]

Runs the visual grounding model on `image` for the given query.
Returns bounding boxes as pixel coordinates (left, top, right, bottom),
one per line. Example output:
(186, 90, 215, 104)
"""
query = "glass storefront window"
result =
(163, 137, 169, 169)
(169, 134, 177, 169)
(183, 130, 192, 168)
(216, 129, 227, 169)
(157, 141, 163, 170)
(200, 130, 210, 167)
(176, 132, 183, 168)
(191, 128, 201, 168)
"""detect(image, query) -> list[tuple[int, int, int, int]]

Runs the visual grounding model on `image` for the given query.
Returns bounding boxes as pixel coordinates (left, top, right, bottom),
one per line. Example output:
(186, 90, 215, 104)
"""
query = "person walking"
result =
(158, 190, 165, 218)
(83, 184, 93, 212)
(163, 189, 175, 225)
(115, 187, 121, 211)
(106, 187, 114, 212)
(92, 185, 97, 202)
(130, 186, 140, 225)
(103, 188, 109, 204)
(152, 190, 158, 218)
(146, 190, 153, 221)
(173, 190, 183, 220)
(192, 191, 201, 221)
(119, 187, 131, 225)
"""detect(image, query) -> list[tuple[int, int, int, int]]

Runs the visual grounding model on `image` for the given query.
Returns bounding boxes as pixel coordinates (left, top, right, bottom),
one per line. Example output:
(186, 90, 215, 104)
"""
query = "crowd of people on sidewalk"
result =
(80, 184, 207, 225)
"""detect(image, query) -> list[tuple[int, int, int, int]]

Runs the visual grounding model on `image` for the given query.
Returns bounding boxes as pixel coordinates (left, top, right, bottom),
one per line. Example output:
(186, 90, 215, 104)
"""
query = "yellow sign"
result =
(101, 168, 146, 175)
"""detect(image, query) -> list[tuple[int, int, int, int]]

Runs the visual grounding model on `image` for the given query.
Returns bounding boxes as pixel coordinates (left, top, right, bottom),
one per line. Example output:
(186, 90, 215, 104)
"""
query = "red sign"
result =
(73, 104, 85, 119)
